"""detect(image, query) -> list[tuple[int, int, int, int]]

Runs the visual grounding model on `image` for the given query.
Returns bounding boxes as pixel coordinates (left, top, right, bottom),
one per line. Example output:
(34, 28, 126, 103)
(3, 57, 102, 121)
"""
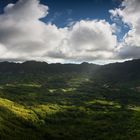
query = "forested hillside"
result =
(0, 59, 140, 140)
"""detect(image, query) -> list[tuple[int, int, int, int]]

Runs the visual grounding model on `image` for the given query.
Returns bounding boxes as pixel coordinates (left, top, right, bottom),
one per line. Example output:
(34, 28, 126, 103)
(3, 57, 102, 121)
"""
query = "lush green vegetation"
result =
(1, 60, 140, 140)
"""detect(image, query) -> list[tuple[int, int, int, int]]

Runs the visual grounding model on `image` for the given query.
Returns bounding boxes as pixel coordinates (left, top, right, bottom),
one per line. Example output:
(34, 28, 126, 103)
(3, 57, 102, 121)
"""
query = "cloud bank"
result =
(0, 0, 139, 63)
(110, 0, 140, 59)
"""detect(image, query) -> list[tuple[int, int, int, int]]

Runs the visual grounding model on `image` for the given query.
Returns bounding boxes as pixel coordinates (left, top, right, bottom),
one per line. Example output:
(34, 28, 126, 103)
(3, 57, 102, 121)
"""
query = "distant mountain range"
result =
(0, 61, 99, 74)
(0, 59, 140, 86)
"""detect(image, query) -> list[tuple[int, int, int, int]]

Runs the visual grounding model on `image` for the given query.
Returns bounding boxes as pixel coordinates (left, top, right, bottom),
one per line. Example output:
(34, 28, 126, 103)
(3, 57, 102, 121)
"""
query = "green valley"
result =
(0, 60, 140, 140)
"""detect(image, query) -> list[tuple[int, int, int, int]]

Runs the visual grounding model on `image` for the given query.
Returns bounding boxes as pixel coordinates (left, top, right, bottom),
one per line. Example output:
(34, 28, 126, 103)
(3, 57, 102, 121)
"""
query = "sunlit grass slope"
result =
(1, 70, 140, 140)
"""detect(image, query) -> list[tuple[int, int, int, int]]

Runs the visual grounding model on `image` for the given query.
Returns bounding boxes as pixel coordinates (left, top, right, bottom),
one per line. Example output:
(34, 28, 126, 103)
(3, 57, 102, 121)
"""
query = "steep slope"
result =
(93, 59, 140, 86)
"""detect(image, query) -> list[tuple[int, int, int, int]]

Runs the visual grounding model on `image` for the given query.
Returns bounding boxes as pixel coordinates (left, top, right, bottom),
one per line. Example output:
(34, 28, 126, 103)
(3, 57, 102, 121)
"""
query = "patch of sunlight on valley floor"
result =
(0, 97, 38, 122)
(85, 99, 121, 108)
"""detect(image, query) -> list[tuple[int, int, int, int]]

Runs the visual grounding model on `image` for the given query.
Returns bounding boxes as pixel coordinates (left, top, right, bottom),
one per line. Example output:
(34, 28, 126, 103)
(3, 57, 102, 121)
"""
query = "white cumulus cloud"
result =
(110, 0, 140, 59)
(0, 0, 118, 62)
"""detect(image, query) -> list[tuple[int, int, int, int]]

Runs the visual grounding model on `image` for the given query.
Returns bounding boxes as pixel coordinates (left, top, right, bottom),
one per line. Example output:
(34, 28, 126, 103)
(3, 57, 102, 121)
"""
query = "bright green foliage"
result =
(0, 60, 140, 140)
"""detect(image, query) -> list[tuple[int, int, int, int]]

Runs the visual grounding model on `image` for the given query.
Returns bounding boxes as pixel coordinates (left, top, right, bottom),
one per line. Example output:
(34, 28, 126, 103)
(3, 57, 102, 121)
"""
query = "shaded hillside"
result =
(0, 61, 99, 74)
(92, 59, 140, 86)
(0, 59, 140, 85)
(0, 59, 140, 140)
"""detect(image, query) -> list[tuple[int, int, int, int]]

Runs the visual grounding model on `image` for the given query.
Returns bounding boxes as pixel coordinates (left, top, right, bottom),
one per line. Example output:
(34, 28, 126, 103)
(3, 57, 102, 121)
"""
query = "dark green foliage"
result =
(0, 59, 140, 139)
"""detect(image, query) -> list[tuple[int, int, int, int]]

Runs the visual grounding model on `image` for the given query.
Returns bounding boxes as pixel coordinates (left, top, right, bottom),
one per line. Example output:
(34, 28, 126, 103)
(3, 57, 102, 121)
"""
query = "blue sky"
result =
(0, 0, 129, 41)
(0, 0, 121, 27)
(41, 0, 120, 26)
(0, 0, 139, 63)
(0, 0, 127, 41)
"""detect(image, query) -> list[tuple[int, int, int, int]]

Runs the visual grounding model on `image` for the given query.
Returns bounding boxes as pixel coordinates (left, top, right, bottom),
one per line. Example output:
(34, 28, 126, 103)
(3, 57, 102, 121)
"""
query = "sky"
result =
(0, 0, 139, 64)
(0, 0, 120, 25)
